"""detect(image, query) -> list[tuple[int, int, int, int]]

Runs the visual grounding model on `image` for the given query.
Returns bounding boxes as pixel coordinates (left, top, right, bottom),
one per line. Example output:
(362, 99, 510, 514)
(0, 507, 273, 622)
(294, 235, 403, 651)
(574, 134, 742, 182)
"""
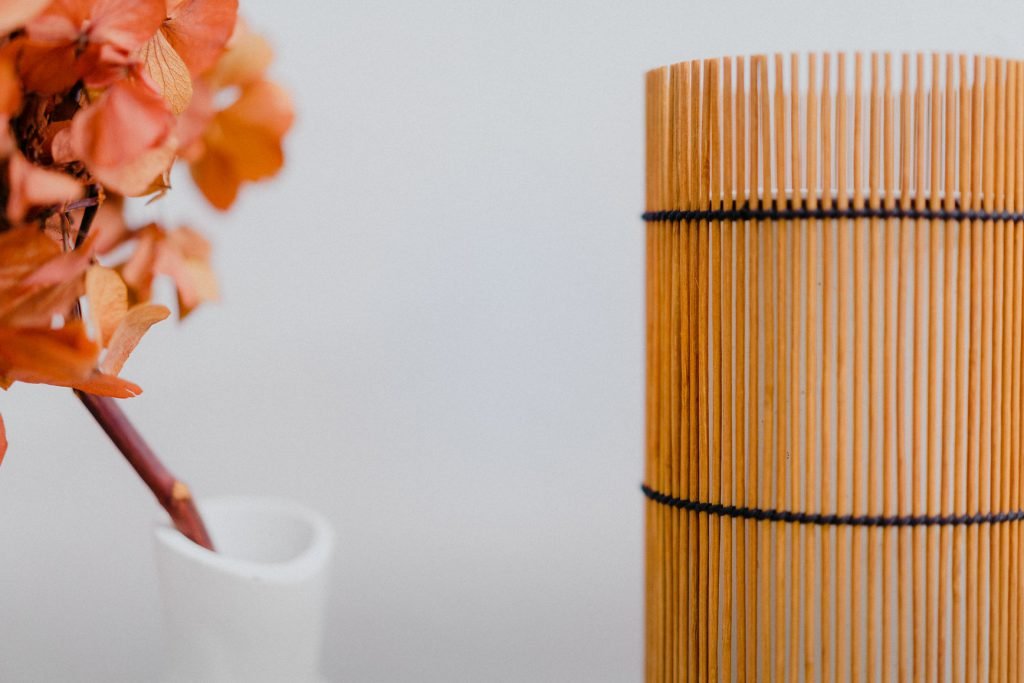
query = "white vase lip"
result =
(153, 495, 334, 583)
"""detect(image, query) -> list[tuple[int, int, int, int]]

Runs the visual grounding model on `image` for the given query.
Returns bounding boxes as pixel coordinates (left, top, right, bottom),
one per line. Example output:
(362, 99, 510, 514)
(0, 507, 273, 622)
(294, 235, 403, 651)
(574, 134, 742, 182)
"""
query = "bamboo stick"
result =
(757, 53, 773, 683)
(772, 51, 789, 683)
(705, 57, 721, 683)
(720, 55, 734, 683)
(686, 58, 700, 683)
(897, 52, 912, 683)
(804, 50, 821, 683)
(821, 51, 836, 683)
(867, 50, 883, 683)
(925, 51, 942, 683)
(851, 50, 867, 683)
(882, 52, 898, 683)
(788, 50, 802, 683)
(938, 51, 956, 682)
(734, 54, 749, 683)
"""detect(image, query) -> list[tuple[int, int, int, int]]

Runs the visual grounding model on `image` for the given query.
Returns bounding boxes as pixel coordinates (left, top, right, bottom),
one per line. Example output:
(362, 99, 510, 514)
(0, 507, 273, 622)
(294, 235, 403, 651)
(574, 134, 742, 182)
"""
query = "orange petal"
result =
(203, 21, 271, 89)
(0, 53, 22, 116)
(71, 77, 173, 170)
(0, 227, 91, 326)
(100, 303, 168, 375)
(0, 321, 98, 387)
(175, 79, 215, 157)
(164, 0, 238, 77)
(15, 40, 78, 95)
(0, 277, 83, 327)
(72, 371, 142, 398)
(88, 0, 165, 54)
(6, 152, 82, 222)
(167, 225, 212, 260)
(0, 226, 61, 289)
(189, 144, 238, 210)
(24, 0, 89, 43)
(176, 258, 217, 318)
(90, 133, 177, 197)
(140, 29, 193, 115)
(91, 195, 129, 254)
(118, 225, 162, 302)
(212, 80, 293, 181)
(85, 265, 127, 346)
(0, 0, 52, 35)
(224, 79, 294, 138)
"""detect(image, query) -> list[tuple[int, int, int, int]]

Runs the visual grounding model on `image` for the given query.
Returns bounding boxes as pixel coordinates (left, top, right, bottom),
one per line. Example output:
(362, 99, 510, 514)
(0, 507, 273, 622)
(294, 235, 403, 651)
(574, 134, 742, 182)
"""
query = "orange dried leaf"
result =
(15, 39, 78, 94)
(85, 265, 127, 345)
(0, 227, 90, 326)
(6, 152, 82, 222)
(118, 225, 161, 303)
(72, 371, 142, 398)
(0, 226, 61, 288)
(91, 134, 177, 197)
(87, 0, 165, 53)
(140, 29, 193, 115)
(91, 195, 129, 254)
(100, 303, 169, 375)
(0, 53, 22, 116)
(163, 0, 238, 77)
(190, 143, 237, 210)
(71, 77, 173, 169)
(0, 277, 82, 327)
(0, 0, 48, 34)
(202, 18, 271, 89)
(0, 321, 98, 387)
(190, 79, 292, 210)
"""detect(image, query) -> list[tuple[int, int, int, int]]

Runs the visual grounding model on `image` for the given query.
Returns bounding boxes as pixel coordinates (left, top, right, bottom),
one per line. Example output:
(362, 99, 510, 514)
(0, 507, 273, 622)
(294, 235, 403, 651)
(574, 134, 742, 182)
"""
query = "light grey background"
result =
(0, 0, 1020, 681)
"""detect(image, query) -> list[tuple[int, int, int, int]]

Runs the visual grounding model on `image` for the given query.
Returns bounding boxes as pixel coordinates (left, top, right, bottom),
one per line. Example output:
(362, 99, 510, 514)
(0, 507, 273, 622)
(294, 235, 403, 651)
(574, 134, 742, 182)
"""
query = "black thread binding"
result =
(641, 200, 1024, 224)
(641, 484, 1024, 527)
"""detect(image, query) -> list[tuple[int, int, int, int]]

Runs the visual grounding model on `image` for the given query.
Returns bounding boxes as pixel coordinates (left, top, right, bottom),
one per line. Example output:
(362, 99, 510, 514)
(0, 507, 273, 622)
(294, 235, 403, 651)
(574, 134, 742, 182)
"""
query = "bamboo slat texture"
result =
(643, 52, 1024, 682)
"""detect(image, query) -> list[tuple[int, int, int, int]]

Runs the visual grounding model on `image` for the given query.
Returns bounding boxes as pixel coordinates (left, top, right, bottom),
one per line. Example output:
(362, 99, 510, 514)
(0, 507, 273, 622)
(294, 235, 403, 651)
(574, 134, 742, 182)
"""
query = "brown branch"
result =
(75, 390, 214, 550)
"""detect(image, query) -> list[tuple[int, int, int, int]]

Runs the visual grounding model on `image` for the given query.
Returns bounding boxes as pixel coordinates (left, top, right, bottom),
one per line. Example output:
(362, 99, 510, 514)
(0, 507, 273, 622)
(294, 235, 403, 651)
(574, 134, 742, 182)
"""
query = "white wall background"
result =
(0, 0, 1021, 680)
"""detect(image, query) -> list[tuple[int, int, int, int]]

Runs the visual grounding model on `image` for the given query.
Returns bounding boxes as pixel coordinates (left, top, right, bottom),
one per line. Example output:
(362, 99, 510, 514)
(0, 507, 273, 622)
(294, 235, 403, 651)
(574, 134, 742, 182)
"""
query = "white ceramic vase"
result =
(153, 496, 333, 683)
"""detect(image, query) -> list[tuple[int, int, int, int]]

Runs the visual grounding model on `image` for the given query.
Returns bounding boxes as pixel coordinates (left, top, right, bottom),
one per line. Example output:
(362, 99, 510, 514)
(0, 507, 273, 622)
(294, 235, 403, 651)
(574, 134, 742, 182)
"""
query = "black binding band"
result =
(642, 201, 1024, 224)
(641, 484, 1024, 527)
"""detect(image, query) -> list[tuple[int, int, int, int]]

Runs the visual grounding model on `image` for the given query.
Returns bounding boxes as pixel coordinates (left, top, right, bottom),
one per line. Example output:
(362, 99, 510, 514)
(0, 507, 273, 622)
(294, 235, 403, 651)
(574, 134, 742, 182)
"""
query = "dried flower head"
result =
(0, 0, 293, 462)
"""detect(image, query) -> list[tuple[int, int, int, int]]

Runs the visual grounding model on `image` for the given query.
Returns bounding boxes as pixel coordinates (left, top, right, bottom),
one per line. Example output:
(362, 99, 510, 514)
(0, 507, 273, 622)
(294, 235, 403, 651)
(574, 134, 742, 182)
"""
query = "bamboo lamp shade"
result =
(643, 53, 1024, 681)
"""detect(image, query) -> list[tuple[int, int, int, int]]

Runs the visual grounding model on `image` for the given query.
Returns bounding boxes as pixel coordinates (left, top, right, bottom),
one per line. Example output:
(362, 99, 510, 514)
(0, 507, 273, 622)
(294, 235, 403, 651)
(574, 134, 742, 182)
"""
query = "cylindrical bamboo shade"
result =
(643, 52, 1024, 682)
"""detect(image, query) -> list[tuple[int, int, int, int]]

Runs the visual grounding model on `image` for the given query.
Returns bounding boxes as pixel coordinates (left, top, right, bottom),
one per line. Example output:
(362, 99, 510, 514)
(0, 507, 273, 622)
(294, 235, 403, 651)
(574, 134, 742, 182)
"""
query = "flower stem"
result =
(75, 390, 215, 550)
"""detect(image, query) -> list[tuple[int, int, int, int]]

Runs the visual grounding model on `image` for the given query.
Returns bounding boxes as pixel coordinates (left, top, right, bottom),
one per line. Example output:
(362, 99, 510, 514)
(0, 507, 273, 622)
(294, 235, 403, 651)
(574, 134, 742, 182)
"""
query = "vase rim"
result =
(153, 495, 333, 583)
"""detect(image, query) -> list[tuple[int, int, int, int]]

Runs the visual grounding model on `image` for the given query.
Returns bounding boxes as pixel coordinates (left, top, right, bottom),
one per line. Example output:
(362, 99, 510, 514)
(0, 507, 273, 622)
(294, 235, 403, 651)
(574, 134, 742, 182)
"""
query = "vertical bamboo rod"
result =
(804, 50, 821, 683)
(705, 57, 722, 683)
(851, 50, 867, 683)
(757, 53, 773, 683)
(772, 51, 789, 683)
(925, 51, 942, 683)
(720, 55, 734, 683)
(896, 51, 913, 683)
(938, 51, 957, 683)
(734, 54, 749, 683)
(882, 51, 898, 683)
(954, 53, 971, 683)
(821, 51, 836, 683)
(686, 58, 700, 683)
(917, 53, 933, 683)
(745, 53, 760, 683)
(867, 50, 883, 683)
